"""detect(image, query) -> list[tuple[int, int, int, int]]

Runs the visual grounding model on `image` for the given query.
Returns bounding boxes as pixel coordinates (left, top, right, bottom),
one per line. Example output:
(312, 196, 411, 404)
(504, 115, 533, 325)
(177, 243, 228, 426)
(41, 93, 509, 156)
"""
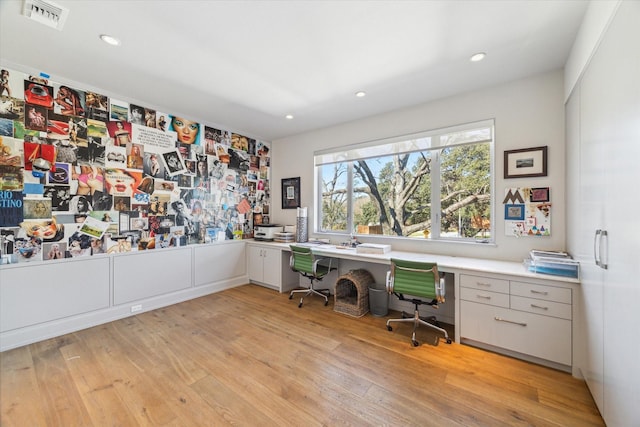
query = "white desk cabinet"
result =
(247, 243, 299, 293)
(460, 273, 572, 371)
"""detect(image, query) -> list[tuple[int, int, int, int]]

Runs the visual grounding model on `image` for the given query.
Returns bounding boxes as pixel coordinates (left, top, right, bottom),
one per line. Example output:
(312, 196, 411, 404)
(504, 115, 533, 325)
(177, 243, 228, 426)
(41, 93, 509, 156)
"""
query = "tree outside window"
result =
(317, 120, 493, 242)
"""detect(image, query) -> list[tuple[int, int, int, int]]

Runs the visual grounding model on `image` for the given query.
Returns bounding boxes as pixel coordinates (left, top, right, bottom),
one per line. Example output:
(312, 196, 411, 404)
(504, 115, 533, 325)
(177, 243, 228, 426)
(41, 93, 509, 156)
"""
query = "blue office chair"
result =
(386, 258, 452, 346)
(289, 245, 335, 308)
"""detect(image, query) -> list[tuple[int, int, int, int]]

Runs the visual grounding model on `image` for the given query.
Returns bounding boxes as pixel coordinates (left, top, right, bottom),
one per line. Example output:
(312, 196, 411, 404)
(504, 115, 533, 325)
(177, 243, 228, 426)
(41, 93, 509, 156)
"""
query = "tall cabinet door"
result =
(577, 36, 606, 415)
(593, 3, 640, 425)
(573, 2, 640, 425)
(568, 78, 605, 412)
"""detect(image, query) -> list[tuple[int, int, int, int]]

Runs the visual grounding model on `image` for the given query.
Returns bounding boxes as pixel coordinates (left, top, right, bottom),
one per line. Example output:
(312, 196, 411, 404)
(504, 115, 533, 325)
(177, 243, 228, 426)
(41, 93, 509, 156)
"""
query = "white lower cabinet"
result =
(248, 244, 299, 293)
(460, 274, 572, 369)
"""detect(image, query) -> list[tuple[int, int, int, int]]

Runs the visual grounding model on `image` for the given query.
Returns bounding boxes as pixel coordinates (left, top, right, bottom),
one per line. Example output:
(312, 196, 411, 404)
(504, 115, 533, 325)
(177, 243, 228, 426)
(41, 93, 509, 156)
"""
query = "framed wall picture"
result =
(504, 204, 525, 221)
(504, 146, 548, 179)
(530, 187, 550, 202)
(281, 177, 300, 209)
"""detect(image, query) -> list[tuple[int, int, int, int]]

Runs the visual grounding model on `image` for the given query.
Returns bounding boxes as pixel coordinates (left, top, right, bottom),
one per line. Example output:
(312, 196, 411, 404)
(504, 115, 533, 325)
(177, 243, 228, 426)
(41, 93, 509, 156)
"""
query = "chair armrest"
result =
(385, 270, 393, 294)
(436, 274, 446, 303)
(313, 256, 333, 274)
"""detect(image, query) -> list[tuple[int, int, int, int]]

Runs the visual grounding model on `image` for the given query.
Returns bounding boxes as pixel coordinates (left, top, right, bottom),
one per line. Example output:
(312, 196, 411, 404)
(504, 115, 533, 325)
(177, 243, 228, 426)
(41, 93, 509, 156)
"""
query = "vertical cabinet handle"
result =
(599, 230, 608, 270)
(594, 229, 602, 267)
(594, 229, 608, 270)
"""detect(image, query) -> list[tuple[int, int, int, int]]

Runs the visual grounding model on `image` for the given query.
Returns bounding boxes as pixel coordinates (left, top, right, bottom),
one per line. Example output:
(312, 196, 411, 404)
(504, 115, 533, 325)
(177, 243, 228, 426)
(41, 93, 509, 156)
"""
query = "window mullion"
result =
(431, 145, 441, 239)
(347, 162, 355, 234)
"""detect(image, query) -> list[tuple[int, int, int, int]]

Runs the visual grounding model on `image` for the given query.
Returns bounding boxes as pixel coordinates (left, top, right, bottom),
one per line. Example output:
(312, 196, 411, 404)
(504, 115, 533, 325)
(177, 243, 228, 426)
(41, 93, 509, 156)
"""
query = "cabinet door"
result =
(577, 35, 606, 416)
(582, 3, 640, 425)
(262, 247, 282, 287)
(247, 245, 265, 282)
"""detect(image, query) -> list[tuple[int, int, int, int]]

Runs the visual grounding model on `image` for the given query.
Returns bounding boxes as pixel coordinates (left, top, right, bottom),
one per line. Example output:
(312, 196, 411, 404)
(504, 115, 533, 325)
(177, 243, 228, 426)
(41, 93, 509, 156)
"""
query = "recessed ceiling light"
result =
(285, 114, 294, 120)
(355, 91, 366, 98)
(470, 52, 486, 62)
(100, 34, 121, 46)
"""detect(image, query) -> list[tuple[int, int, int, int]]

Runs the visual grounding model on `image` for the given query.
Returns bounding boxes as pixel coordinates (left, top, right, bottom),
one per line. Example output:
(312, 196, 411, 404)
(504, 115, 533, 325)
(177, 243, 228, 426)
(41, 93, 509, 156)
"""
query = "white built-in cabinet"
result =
(460, 273, 574, 371)
(0, 241, 248, 352)
(247, 243, 299, 293)
(566, 2, 640, 425)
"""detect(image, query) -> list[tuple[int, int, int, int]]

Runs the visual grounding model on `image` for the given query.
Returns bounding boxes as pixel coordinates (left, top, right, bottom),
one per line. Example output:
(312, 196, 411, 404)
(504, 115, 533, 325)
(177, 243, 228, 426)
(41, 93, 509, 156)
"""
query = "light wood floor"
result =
(1, 284, 603, 426)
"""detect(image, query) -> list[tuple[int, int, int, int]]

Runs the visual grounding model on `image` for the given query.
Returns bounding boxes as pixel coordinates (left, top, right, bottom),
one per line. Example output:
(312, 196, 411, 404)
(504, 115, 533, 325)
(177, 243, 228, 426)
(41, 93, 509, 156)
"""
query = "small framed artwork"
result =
(505, 204, 525, 221)
(504, 146, 548, 179)
(530, 187, 550, 202)
(281, 177, 300, 209)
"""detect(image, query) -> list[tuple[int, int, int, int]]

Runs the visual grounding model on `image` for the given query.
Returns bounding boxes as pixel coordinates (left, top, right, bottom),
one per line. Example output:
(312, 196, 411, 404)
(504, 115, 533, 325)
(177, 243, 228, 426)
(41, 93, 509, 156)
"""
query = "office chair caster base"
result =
(412, 340, 419, 347)
(298, 299, 303, 308)
(324, 300, 329, 306)
(289, 294, 293, 300)
(387, 325, 393, 331)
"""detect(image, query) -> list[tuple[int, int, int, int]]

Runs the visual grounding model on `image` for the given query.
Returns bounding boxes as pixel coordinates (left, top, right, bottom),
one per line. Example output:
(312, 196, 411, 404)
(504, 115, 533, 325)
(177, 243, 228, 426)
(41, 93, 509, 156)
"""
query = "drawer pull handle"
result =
(477, 282, 491, 287)
(494, 317, 527, 327)
(530, 304, 548, 310)
(476, 295, 491, 300)
(530, 290, 548, 295)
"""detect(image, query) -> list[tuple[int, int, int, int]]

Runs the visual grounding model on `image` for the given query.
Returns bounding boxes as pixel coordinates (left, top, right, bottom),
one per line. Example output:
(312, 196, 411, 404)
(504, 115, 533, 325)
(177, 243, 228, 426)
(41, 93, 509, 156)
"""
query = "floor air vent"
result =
(22, 0, 69, 31)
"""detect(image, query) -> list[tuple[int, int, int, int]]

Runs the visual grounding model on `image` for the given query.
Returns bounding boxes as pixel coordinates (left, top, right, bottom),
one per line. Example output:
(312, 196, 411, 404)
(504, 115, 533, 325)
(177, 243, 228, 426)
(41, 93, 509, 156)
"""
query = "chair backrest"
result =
(388, 258, 441, 301)
(290, 245, 315, 275)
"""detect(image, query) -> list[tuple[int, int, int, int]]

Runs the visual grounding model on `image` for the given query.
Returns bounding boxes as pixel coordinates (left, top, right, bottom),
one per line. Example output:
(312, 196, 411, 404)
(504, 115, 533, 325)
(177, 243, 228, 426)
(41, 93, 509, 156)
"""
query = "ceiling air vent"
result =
(22, 0, 69, 31)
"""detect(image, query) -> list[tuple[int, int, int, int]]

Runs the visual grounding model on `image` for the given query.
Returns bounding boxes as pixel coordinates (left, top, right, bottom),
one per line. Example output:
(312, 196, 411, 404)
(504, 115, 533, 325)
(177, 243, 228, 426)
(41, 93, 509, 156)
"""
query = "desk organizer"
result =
(525, 250, 579, 279)
(334, 269, 374, 317)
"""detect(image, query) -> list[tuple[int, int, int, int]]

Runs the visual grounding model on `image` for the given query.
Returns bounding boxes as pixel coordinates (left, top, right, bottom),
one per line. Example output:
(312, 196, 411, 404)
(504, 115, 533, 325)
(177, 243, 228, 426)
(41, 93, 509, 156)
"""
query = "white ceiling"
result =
(0, 0, 588, 141)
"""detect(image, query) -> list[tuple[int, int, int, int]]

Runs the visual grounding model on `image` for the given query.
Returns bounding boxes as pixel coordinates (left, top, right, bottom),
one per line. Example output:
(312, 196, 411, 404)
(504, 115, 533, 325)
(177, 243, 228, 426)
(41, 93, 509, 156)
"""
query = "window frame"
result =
(314, 119, 495, 243)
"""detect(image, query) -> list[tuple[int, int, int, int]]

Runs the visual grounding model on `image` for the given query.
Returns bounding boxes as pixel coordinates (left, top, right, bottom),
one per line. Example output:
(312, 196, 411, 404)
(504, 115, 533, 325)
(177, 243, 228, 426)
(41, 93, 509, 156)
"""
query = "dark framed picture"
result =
(281, 177, 300, 209)
(530, 187, 550, 202)
(504, 146, 548, 179)
(504, 204, 525, 220)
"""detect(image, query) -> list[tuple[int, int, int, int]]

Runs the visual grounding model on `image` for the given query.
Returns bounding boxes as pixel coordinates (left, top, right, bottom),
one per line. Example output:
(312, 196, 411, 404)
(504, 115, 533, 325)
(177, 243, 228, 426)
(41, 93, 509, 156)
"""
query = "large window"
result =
(316, 120, 494, 242)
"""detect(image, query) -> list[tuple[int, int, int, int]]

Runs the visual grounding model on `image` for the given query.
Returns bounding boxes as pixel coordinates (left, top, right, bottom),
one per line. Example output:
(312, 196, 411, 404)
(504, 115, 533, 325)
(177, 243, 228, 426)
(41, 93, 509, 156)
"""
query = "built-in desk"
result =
(248, 240, 581, 375)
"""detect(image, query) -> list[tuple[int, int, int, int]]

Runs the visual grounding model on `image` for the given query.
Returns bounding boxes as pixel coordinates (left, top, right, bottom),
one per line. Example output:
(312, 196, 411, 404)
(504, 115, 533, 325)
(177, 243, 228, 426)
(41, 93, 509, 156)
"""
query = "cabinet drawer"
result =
(510, 281, 572, 304)
(460, 301, 571, 366)
(460, 274, 509, 294)
(460, 287, 509, 308)
(510, 295, 571, 320)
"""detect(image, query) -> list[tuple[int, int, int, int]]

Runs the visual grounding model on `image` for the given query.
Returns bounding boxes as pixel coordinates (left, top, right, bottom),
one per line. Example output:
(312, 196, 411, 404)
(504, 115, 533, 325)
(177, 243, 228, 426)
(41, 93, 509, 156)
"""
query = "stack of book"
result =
(274, 232, 295, 243)
(526, 250, 579, 279)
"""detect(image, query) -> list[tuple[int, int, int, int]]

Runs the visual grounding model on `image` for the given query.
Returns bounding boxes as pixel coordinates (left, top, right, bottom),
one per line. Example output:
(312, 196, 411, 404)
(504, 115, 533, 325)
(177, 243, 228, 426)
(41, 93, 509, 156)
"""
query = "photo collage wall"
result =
(0, 67, 271, 264)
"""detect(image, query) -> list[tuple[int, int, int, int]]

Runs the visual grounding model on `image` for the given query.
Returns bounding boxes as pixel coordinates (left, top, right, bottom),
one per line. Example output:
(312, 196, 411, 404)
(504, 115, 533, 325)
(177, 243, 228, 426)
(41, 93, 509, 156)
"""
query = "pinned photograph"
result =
(78, 216, 109, 239)
(23, 197, 52, 219)
(85, 91, 109, 121)
(162, 149, 186, 176)
(0, 136, 24, 166)
(109, 99, 129, 122)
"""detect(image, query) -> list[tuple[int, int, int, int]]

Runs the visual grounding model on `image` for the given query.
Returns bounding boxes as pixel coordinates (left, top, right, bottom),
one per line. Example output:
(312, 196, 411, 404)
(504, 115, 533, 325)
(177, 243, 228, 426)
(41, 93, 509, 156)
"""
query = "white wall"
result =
(271, 70, 566, 262)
